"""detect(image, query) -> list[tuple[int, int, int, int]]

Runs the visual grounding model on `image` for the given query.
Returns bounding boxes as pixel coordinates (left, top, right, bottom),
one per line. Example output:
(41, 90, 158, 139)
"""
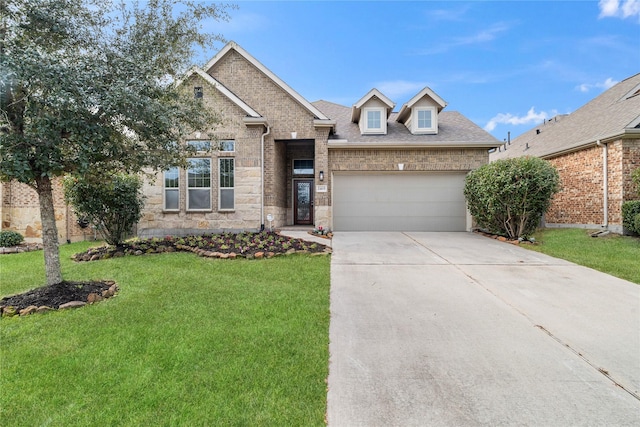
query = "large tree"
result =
(1, 0, 230, 285)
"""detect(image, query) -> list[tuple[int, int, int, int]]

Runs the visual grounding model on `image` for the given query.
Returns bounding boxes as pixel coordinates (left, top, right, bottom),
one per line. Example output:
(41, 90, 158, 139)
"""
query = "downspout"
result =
(260, 125, 271, 231)
(597, 140, 608, 228)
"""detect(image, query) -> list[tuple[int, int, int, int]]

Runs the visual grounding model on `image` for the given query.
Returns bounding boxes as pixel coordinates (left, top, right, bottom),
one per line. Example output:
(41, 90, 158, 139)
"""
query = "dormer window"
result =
(352, 89, 395, 135)
(396, 87, 447, 135)
(414, 107, 437, 134)
(364, 108, 385, 134)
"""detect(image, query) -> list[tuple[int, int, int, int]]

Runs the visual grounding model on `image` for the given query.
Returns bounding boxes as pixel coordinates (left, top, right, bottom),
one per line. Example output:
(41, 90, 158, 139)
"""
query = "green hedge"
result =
(622, 200, 640, 235)
(464, 157, 560, 239)
(0, 230, 24, 247)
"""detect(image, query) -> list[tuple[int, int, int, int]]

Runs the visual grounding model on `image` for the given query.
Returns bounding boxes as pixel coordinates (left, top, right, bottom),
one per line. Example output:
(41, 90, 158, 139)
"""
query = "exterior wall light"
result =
(319, 171, 324, 181)
(398, 163, 405, 171)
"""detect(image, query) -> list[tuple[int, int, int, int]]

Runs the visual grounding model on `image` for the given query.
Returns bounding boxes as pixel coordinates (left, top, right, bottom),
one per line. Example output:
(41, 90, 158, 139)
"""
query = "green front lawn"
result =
(0, 242, 330, 425)
(527, 228, 640, 284)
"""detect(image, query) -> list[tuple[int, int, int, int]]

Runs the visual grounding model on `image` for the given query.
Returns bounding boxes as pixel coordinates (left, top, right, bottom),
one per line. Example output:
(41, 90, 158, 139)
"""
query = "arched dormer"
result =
(396, 87, 447, 135)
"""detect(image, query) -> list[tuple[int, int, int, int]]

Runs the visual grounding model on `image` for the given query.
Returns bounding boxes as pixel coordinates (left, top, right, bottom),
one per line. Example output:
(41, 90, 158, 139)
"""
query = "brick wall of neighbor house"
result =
(0, 179, 87, 243)
(622, 138, 640, 200)
(547, 146, 604, 226)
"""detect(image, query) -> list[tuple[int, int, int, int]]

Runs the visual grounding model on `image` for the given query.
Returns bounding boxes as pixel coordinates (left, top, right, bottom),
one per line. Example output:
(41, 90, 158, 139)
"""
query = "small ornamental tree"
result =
(64, 173, 145, 245)
(1, 0, 231, 286)
(464, 157, 560, 239)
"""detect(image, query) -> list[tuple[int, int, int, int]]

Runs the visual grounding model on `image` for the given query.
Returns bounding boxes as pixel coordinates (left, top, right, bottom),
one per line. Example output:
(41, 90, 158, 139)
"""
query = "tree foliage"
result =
(464, 157, 560, 239)
(64, 173, 145, 245)
(0, 0, 233, 285)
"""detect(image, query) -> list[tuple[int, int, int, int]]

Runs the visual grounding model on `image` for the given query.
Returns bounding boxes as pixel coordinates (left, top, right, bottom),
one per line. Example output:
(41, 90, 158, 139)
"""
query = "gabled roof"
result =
(351, 89, 396, 123)
(396, 87, 448, 124)
(180, 67, 262, 118)
(492, 73, 640, 160)
(314, 100, 501, 149)
(203, 41, 332, 123)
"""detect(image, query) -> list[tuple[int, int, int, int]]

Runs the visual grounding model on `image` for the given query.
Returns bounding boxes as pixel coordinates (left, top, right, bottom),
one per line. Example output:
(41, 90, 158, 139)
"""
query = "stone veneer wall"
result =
(0, 179, 87, 243)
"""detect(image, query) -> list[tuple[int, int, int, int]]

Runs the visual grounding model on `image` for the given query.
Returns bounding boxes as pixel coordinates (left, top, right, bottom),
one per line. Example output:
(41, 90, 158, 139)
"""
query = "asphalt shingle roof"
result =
(491, 73, 640, 160)
(312, 100, 500, 147)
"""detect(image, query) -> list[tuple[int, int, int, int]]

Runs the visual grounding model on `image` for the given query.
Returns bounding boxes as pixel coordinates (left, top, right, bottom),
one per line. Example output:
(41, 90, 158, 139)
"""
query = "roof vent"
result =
(536, 129, 540, 135)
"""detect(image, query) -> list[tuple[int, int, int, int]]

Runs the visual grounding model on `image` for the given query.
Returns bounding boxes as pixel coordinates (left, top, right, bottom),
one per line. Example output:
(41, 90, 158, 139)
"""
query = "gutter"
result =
(260, 125, 271, 231)
(596, 140, 608, 228)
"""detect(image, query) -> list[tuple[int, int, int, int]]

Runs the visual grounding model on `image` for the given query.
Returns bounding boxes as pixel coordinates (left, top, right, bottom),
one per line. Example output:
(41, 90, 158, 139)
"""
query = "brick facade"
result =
(545, 138, 640, 232)
(0, 179, 88, 243)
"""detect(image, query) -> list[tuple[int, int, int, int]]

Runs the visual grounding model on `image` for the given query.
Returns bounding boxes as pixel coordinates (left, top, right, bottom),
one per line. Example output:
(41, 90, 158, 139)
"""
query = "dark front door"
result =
(294, 180, 313, 225)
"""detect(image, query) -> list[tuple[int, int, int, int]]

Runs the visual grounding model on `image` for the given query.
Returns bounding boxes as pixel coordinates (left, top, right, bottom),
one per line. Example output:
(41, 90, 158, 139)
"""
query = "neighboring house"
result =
(490, 73, 640, 234)
(138, 41, 501, 235)
(0, 179, 87, 243)
(1, 41, 501, 241)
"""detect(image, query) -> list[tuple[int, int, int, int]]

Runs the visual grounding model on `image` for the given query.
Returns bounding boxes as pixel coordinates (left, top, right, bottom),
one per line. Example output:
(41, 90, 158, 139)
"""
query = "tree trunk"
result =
(35, 175, 63, 286)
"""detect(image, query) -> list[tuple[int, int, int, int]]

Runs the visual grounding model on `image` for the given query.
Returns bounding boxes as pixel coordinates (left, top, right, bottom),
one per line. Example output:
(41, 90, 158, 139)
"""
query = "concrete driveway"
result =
(327, 232, 640, 426)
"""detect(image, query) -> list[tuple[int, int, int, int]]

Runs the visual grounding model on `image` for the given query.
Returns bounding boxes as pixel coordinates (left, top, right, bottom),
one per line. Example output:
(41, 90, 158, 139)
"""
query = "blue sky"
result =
(198, 0, 640, 141)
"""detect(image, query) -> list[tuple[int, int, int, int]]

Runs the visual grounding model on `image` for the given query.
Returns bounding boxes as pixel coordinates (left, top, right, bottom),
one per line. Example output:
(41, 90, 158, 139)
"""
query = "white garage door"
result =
(333, 173, 467, 231)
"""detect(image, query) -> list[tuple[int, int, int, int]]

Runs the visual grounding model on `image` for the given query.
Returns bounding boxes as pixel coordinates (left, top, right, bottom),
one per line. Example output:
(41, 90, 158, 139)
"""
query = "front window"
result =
(187, 140, 211, 152)
(164, 167, 179, 211)
(187, 158, 211, 210)
(219, 140, 235, 152)
(219, 158, 234, 210)
(367, 110, 381, 130)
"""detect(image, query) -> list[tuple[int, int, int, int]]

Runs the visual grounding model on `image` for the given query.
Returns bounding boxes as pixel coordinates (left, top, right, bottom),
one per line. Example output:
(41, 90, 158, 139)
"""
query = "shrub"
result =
(64, 172, 145, 245)
(632, 167, 640, 198)
(464, 157, 560, 239)
(0, 230, 24, 247)
(621, 200, 640, 235)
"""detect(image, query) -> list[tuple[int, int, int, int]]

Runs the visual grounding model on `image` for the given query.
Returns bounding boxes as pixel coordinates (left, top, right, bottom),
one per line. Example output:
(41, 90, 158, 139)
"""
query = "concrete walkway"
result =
(328, 232, 640, 426)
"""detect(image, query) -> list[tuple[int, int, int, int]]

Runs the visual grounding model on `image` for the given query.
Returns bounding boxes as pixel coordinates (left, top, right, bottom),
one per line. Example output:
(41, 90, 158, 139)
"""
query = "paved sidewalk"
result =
(327, 232, 640, 426)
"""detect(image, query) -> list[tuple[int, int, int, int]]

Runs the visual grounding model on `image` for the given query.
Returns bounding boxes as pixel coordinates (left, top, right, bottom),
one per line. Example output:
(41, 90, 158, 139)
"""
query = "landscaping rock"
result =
(87, 293, 103, 304)
(2, 306, 17, 317)
(19, 305, 38, 316)
(59, 301, 87, 310)
(36, 306, 54, 314)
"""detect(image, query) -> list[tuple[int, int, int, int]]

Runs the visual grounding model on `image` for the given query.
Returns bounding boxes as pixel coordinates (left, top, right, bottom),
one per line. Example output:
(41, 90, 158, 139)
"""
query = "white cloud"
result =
(598, 0, 640, 20)
(576, 77, 618, 92)
(374, 80, 428, 100)
(484, 107, 554, 132)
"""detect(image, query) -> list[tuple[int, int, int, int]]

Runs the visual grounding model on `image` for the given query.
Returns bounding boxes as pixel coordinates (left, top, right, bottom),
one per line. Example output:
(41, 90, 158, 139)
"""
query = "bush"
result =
(64, 172, 145, 245)
(0, 230, 24, 247)
(622, 200, 640, 235)
(632, 167, 640, 198)
(464, 157, 560, 239)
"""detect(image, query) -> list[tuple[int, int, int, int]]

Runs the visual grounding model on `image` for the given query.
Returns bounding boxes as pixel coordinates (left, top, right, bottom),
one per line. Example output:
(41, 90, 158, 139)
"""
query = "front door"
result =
(294, 180, 313, 225)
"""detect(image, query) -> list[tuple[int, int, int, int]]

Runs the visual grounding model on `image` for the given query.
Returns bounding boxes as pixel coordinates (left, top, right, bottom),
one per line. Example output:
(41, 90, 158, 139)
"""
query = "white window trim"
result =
(163, 167, 180, 212)
(218, 157, 235, 211)
(363, 107, 386, 134)
(186, 158, 212, 212)
(412, 106, 437, 134)
(219, 140, 235, 152)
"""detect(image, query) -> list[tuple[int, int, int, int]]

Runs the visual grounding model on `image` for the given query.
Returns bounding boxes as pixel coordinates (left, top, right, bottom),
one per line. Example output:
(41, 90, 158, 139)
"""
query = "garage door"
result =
(333, 173, 467, 231)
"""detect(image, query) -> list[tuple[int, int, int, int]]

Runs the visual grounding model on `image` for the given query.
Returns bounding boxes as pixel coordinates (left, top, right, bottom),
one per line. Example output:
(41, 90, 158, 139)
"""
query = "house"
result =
(490, 73, 640, 234)
(137, 41, 501, 235)
(0, 41, 501, 241)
